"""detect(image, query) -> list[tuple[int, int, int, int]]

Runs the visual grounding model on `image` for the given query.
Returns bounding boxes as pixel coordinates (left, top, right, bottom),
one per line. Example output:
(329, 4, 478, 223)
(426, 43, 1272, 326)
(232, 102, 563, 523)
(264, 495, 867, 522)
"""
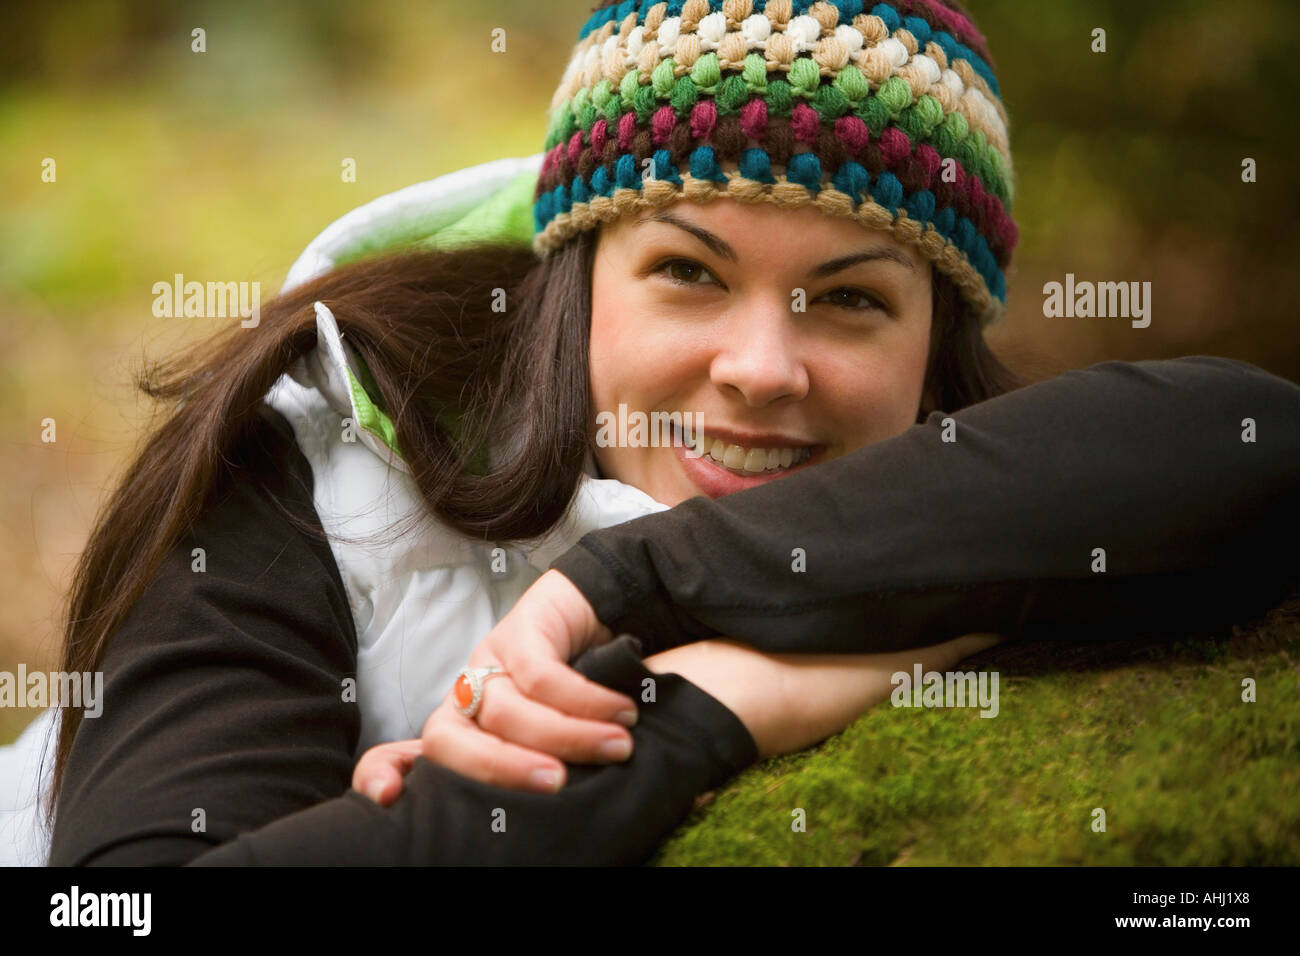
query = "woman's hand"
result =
(413, 569, 641, 795)
(354, 628, 1006, 804)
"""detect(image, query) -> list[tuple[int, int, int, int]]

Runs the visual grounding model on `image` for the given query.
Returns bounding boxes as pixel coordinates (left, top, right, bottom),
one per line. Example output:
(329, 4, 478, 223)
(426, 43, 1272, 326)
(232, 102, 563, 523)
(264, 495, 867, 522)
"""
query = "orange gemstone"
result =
(454, 674, 474, 709)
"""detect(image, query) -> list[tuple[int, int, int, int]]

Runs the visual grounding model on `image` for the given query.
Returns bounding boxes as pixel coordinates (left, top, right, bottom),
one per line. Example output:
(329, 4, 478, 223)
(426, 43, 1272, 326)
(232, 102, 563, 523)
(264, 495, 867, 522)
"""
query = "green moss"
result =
(652, 589, 1300, 866)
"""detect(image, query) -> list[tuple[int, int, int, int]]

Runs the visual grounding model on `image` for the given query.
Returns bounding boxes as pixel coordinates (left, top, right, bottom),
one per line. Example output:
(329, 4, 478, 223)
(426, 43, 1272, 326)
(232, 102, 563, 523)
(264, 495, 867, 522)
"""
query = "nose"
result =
(709, 296, 810, 408)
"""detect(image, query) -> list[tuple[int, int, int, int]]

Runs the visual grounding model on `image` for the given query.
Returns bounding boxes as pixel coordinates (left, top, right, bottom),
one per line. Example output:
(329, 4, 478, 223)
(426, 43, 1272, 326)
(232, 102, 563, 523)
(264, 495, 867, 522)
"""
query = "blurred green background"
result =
(2, 0, 1299, 745)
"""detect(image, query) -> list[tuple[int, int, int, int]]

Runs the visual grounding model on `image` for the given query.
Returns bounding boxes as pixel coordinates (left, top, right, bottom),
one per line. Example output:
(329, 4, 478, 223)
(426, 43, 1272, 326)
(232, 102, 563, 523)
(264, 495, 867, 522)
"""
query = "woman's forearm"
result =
(555, 357, 1300, 656)
(644, 633, 1004, 760)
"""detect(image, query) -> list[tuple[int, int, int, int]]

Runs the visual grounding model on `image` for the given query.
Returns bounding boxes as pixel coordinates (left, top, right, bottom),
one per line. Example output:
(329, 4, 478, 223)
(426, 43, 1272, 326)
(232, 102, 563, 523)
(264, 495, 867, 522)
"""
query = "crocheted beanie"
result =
(531, 0, 1016, 328)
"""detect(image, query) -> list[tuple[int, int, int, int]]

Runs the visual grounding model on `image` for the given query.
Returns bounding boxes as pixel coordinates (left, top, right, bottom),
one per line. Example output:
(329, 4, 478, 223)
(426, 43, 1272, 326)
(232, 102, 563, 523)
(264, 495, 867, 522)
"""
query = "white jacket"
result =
(0, 154, 670, 864)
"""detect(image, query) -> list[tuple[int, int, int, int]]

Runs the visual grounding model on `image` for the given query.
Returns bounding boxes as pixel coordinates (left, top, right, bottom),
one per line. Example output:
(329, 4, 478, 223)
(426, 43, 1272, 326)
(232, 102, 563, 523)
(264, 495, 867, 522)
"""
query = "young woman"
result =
(5, 0, 1296, 866)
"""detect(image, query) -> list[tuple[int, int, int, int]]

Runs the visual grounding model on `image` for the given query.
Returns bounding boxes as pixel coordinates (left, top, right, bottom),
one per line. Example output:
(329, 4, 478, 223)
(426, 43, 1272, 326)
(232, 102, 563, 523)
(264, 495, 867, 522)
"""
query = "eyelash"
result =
(652, 258, 887, 313)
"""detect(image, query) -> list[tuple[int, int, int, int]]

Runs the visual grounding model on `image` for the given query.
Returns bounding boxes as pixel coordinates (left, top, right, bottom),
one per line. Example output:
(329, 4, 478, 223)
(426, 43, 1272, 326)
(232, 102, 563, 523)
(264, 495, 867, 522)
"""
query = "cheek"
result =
(825, 323, 931, 440)
(589, 283, 700, 410)
(587, 277, 625, 408)
(589, 324, 698, 416)
(590, 310, 652, 400)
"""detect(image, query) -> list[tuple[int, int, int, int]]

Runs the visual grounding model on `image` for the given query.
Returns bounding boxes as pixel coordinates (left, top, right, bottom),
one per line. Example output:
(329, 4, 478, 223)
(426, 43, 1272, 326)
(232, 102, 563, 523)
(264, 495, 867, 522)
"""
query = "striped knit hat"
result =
(532, 0, 1016, 328)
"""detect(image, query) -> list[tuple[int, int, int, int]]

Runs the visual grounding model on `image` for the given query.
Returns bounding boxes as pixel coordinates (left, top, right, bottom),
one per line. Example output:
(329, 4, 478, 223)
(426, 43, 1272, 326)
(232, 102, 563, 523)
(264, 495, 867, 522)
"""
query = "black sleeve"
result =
(550, 356, 1300, 655)
(187, 635, 756, 866)
(49, 405, 755, 867)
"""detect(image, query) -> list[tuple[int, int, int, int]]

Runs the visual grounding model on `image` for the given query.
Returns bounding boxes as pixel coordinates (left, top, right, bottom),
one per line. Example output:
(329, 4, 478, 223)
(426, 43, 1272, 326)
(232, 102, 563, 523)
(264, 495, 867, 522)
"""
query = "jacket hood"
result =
(270, 153, 670, 566)
(278, 153, 545, 475)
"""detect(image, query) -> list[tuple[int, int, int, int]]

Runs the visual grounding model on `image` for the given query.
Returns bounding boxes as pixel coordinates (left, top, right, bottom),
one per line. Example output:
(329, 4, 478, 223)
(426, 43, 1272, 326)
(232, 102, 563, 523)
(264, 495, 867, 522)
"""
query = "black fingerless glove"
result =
(190, 634, 756, 865)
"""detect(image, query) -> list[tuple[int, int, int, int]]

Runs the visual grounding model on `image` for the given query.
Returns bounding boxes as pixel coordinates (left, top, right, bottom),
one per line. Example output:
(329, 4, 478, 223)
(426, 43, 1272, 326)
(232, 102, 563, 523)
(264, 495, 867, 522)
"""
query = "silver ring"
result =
(453, 665, 507, 718)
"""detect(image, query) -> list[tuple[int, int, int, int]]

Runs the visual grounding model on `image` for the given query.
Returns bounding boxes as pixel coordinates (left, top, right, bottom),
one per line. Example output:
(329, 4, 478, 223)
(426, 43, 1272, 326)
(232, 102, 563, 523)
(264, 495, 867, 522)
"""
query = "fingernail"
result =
(615, 709, 638, 727)
(366, 779, 386, 804)
(599, 737, 632, 761)
(529, 768, 563, 792)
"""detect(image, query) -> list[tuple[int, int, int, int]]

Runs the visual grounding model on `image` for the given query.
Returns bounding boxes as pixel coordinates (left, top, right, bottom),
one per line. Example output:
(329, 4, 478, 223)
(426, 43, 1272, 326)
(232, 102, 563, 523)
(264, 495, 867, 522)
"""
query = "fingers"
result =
(473, 678, 635, 765)
(506, 568, 614, 661)
(497, 652, 639, 727)
(422, 706, 570, 794)
(352, 739, 424, 806)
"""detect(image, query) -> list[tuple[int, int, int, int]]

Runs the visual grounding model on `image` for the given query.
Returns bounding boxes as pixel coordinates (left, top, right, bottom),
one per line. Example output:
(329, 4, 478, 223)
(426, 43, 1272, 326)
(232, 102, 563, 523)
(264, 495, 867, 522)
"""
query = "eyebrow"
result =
(635, 210, 916, 276)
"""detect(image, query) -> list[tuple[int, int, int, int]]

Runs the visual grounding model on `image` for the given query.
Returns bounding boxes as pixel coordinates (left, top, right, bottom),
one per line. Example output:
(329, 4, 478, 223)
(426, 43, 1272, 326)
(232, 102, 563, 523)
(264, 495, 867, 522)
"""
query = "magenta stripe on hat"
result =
(690, 101, 718, 139)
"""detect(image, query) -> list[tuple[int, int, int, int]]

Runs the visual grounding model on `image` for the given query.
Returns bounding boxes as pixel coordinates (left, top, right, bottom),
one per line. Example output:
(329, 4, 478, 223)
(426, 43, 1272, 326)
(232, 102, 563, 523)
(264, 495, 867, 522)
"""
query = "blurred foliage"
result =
(972, 0, 1300, 375)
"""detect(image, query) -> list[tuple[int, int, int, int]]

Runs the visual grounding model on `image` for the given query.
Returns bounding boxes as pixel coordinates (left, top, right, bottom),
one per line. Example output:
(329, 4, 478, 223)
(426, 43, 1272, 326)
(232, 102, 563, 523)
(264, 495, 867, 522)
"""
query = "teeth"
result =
(680, 426, 813, 474)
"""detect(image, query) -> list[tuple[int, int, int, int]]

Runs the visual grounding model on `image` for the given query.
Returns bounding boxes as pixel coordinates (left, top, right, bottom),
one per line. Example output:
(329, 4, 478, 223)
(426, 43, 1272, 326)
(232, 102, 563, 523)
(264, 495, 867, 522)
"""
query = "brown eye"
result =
(822, 287, 885, 311)
(658, 258, 715, 286)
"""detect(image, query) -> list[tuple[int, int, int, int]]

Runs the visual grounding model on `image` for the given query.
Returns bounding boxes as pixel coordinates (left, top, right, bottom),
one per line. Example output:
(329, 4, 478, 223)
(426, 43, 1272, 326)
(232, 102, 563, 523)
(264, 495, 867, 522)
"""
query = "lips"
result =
(671, 423, 823, 498)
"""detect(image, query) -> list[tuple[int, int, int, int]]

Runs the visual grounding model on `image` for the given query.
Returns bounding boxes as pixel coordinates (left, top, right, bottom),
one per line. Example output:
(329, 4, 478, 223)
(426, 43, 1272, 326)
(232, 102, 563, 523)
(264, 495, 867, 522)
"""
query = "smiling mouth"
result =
(674, 424, 820, 475)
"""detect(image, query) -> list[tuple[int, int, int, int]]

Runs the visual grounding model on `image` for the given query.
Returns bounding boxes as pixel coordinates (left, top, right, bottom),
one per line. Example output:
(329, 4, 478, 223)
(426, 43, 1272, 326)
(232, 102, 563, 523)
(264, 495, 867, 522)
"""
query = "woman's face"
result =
(589, 198, 934, 506)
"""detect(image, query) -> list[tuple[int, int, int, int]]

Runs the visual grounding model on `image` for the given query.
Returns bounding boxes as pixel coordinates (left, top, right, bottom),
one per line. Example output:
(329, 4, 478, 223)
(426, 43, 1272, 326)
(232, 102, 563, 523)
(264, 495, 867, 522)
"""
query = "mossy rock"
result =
(652, 587, 1300, 866)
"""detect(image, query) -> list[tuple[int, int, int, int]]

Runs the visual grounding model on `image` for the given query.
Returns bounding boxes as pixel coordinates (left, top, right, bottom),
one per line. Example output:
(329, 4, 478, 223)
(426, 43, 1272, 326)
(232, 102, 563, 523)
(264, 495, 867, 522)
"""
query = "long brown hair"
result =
(45, 226, 1029, 824)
